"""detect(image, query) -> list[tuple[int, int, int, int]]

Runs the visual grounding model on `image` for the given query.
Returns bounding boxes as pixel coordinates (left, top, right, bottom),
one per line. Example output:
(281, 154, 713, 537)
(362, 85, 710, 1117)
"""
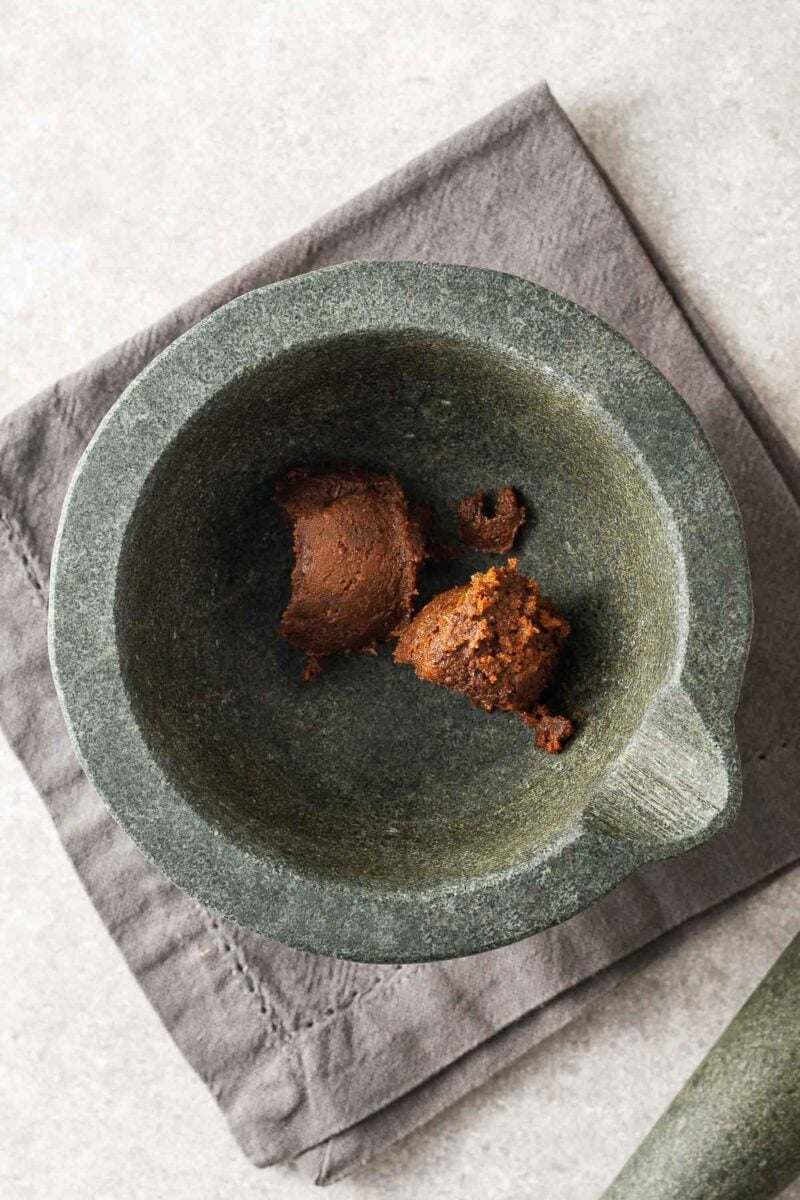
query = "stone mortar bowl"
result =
(49, 261, 752, 962)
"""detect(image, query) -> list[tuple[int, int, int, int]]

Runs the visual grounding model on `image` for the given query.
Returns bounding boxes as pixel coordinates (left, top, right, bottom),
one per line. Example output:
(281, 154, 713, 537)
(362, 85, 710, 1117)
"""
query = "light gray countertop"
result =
(2, 3, 799, 1197)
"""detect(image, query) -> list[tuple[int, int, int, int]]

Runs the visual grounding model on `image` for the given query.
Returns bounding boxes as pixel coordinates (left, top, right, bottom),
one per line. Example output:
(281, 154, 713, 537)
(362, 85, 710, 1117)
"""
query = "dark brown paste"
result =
(455, 486, 526, 553)
(275, 466, 426, 676)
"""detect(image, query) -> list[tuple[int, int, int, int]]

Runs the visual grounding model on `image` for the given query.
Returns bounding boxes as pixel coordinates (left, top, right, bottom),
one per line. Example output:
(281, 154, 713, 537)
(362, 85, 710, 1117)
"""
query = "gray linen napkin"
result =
(2, 83, 799, 1187)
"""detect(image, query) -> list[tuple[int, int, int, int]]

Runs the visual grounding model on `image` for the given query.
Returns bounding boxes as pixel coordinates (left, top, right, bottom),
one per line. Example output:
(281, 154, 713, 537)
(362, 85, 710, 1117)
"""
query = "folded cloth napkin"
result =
(2, 82, 800, 1187)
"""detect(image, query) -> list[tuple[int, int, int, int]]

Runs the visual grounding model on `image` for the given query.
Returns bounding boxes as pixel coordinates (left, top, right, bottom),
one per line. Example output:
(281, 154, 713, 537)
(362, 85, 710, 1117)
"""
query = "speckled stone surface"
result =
(49, 260, 751, 961)
(602, 932, 800, 1199)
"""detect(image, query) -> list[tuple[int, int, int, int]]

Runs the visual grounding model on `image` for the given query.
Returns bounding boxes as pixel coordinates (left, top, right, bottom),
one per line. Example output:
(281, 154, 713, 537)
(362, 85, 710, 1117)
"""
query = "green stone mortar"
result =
(48, 261, 752, 962)
(600, 932, 800, 1200)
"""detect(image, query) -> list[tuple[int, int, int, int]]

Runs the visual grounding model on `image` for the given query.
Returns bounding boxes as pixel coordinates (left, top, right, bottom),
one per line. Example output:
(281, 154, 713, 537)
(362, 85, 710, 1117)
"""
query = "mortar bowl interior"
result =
(49, 262, 751, 960)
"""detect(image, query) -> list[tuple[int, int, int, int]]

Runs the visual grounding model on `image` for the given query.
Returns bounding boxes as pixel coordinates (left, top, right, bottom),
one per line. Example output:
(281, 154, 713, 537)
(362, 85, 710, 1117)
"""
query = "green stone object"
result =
(601, 933, 800, 1200)
(49, 261, 751, 962)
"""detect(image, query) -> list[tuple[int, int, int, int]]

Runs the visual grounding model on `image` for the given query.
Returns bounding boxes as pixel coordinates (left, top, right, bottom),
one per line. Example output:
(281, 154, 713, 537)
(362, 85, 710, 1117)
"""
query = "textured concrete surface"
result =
(2, 1, 799, 1197)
